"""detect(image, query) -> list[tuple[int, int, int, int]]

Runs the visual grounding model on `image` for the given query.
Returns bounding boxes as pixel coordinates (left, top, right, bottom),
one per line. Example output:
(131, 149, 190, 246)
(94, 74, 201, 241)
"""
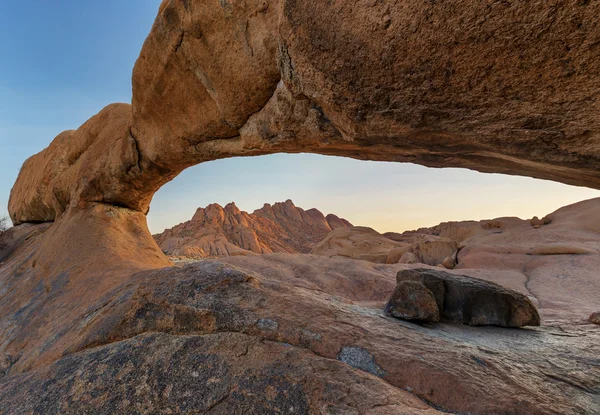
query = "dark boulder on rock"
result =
(392, 268, 540, 327)
(590, 312, 600, 325)
(385, 281, 440, 322)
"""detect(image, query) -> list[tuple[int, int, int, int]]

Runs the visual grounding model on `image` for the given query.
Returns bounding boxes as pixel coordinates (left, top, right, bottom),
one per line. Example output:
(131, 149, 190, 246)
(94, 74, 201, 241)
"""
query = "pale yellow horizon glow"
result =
(148, 154, 600, 235)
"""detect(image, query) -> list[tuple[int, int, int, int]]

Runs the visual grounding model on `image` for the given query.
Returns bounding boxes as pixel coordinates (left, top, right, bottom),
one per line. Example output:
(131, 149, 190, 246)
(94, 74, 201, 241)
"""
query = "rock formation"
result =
(385, 280, 441, 322)
(311, 226, 459, 265)
(390, 268, 540, 327)
(8, 0, 600, 227)
(3, 1, 600, 413)
(312, 197, 600, 322)
(153, 199, 352, 257)
(1, 250, 599, 414)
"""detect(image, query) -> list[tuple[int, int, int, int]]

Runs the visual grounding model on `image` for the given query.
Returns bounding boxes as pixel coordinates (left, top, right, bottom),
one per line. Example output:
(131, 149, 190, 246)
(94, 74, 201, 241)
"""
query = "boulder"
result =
(416, 239, 459, 266)
(590, 312, 600, 325)
(395, 268, 540, 327)
(441, 256, 456, 269)
(398, 251, 420, 264)
(530, 217, 544, 229)
(385, 281, 440, 322)
(311, 226, 402, 260)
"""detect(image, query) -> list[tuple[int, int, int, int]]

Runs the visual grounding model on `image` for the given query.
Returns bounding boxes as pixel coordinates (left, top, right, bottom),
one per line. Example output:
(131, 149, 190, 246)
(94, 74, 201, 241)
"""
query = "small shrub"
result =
(0, 216, 8, 233)
(0, 216, 8, 252)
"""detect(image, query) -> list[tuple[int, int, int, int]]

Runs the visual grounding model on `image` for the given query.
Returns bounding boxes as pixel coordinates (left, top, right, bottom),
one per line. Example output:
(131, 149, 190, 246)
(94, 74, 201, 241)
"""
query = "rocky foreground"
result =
(3, 0, 600, 413)
(154, 199, 351, 257)
(1, 199, 598, 413)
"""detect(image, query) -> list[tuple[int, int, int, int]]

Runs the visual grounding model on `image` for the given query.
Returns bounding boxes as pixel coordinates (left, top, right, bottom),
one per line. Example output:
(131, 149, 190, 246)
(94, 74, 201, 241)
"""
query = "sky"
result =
(1, 1, 599, 234)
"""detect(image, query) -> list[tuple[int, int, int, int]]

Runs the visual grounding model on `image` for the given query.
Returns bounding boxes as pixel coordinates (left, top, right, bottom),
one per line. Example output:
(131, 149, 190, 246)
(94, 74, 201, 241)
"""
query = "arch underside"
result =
(8, 0, 600, 225)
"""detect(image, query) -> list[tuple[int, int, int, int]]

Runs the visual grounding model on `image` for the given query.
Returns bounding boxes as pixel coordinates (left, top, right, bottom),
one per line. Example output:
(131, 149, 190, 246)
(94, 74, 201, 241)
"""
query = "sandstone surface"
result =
(154, 199, 351, 257)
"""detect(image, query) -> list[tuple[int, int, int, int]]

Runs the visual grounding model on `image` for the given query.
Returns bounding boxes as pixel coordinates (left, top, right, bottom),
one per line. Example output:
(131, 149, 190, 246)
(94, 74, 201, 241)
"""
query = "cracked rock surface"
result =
(1, 232, 599, 413)
(3, 1, 600, 413)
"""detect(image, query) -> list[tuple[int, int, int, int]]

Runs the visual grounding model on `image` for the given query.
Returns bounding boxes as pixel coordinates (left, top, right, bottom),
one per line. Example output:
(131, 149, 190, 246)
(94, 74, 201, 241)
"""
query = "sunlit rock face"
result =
(3, 2, 600, 413)
(153, 199, 352, 257)
(8, 0, 600, 225)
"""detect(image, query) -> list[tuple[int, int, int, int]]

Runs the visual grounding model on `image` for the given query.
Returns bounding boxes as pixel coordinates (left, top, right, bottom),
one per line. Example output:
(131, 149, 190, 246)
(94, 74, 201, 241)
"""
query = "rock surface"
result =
(154, 200, 351, 257)
(395, 268, 540, 327)
(1, 251, 599, 414)
(0, 331, 442, 415)
(4, 1, 600, 413)
(441, 256, 456, 269)
(313, 198, 600, 322)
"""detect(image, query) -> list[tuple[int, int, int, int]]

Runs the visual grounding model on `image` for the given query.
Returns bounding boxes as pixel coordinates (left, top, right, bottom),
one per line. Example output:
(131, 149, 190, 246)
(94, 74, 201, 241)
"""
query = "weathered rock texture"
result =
(1, 250, 599, 414)
(8, 0, 600, 225)
(154, 199, 351, 257)
(1, 199, 600, 413)
(393, 268, 540, 327)
(314, 197, 600, 322)
(4, 1, 600, 413)
(385, 281, 441, 322)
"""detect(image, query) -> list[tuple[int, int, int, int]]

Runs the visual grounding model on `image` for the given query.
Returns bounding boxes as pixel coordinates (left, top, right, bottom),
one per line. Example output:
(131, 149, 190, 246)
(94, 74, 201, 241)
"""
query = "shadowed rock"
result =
(394, 268, 540, 327)
(0, 332, 440, 415)
(385, 281, 440, 322)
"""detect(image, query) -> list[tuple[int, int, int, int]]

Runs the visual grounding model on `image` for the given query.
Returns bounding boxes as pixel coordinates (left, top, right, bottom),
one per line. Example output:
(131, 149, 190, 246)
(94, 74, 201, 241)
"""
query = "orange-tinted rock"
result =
(4, 1, 600, 412)
(398, 251, 420, 264)
(441, 256, 456, 269)
(278, 0, 600, 188)
(531, 216, 544, 229)
(131, 0, 281, 165)
(311, 227, 402, 262)
(1, 199, 600, 413)
(1, 253, 597, 414)
(8, 105, 138, 224)
(154, 200, 352, 257)
(9, 2, 600, 225)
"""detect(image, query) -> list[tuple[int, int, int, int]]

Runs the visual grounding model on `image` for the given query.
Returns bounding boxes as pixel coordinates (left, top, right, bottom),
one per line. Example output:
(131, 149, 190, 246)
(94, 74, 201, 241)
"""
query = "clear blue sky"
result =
(2, 1, 599, 234)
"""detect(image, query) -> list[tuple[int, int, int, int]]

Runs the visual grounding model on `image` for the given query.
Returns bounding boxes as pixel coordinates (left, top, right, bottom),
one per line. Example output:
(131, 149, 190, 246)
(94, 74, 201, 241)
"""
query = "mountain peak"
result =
(155, 200, 353, 257)
(224, 202, 241, 214)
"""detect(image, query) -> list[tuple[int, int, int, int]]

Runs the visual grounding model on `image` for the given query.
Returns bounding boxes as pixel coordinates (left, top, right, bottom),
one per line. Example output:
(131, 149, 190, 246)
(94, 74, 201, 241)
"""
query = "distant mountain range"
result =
(153, 199, 352, 257)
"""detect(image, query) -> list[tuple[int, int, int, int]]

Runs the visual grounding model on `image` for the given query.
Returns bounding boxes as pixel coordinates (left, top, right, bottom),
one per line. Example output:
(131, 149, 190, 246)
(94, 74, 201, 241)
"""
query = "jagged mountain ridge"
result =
(153, 199, 352, 257)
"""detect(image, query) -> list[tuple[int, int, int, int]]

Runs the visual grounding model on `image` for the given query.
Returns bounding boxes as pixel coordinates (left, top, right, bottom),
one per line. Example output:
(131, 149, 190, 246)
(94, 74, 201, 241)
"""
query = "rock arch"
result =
(9, 0, 600, 225)
(1, 4, 600, 407)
